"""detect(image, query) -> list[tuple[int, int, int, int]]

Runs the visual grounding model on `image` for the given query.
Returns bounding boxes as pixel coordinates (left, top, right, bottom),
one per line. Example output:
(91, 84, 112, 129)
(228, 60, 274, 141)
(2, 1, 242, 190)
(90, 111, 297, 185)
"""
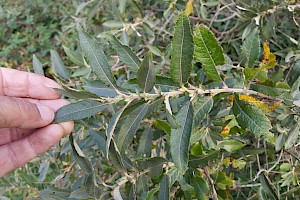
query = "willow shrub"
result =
(34, 11, 300, 200)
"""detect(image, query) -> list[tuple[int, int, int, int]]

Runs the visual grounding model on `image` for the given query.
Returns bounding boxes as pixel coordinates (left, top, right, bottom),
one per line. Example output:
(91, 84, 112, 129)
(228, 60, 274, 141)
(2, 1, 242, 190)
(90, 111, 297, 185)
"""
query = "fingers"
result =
(0, 68, 61, 99)
(0, 122, 73, 177)
(0, 96, 54, 129)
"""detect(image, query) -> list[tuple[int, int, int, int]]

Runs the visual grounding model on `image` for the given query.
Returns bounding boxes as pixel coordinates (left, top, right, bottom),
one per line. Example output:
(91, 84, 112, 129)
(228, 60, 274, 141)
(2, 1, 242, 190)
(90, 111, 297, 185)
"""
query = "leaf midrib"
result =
(80, 29, 118, 91)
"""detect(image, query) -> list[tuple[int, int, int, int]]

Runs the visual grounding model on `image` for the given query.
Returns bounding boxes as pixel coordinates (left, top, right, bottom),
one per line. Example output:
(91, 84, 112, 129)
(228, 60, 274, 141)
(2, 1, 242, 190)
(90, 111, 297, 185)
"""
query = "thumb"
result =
(0, 97, 54, 129)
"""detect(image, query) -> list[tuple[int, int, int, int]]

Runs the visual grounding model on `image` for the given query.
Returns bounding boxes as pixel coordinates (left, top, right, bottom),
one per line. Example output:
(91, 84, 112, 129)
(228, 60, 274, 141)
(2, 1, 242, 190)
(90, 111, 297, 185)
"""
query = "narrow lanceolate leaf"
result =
(32, 54, 44, 76)
(116, 103, 149, 153)
(233, 94, 271, 137)
(106, 102, 130, 158)
(137, 51, 155, 92)
(193, 24, 224, 82)
(191, 176, 209, 200)
(54, 100, 109, 123)
(77, 25, 118, 90)
(170, 101, 194, 172)
(50, 50, 71, 79)
(259, 173, 279, 200)
(241, 28, 260, 68)
(193, 96, 213, 128)
(158, 175, 170, 200)
(62, 45, 85, 67)
(105, 34, 140, 72)
(170, 13, 194, 85)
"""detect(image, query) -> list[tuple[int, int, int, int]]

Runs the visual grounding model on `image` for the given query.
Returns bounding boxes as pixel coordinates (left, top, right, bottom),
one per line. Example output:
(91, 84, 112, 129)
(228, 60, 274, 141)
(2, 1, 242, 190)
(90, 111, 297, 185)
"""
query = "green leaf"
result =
(62, 45, 85, 68)
(287, 59, 300, 86)
(193, 96, 213, 128)
(250, 83, 285, 97)
(50, 49, 71, 79)
(54, 100, 109, 123)
(116, 103, 149, 153)
(105, 33, 140, 72)
(146, 187, 159, 200)
(241, 28, 260, 68)
(83, 80, 118, 98)
(155, 76, 180, 87)
(77, 25, 118, 90)
(69, 134, 93, 174)
(244, 68, 268, 83)
(191, 176, 209, 200)
(284, 124, 300, 149)
(259, 173, 279, 200)
(233, 94, 271, 137)
(89, 129, 106, 155)
(137, 51, 155, 92)
(32, 54, 44, 76)
(106, 102, 130, 158)
(54, 84, 98, 99)
(153, 119, 171, 134)
(189, 151, 219, 168)
(193, 24, 224, 82)
(137, 127, 153, 157)
(170, 101, 194, 172)
(147, 45, 162, 56)
(158, 175, 170, 200)
(220, 140, 246, 152)
(170, 13, 194, 85)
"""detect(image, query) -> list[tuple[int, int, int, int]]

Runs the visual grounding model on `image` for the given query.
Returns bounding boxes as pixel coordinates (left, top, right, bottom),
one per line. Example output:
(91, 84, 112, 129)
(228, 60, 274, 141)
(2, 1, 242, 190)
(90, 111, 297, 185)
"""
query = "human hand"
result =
(0, 68, 74, 177)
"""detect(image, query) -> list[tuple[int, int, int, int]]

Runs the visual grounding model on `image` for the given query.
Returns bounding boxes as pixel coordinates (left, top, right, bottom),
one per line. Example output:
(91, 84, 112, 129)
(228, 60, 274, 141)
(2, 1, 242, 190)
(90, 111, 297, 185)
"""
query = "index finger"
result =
(0, 68, 61, 99)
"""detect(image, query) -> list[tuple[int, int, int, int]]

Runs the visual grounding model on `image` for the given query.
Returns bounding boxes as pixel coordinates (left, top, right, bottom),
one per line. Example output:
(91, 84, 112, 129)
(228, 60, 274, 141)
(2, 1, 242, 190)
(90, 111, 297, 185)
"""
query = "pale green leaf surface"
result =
(77, 25, 118, 90)
(50, 49, 71, 79)
(137, 51, 155, 92)
(233, 94, 271, 137)
(32, 54, 44, 76)
(193, 24, 224, 81)
(54, 100, 109, 123)
(170, 101, 194, 172)
(170, 13, 194, 84)
(62, 45, 85, 68)
(105, 33, 140, 72)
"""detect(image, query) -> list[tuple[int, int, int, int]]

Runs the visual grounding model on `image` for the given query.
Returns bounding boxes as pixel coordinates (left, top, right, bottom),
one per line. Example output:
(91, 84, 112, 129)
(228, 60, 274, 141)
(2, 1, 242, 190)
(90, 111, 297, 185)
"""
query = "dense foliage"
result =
(1, 0, 300, 199)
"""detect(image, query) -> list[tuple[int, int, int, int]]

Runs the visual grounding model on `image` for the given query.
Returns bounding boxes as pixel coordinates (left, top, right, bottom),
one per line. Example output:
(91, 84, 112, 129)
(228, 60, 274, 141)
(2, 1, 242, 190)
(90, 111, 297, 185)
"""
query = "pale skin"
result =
(0, 68, 74, 177)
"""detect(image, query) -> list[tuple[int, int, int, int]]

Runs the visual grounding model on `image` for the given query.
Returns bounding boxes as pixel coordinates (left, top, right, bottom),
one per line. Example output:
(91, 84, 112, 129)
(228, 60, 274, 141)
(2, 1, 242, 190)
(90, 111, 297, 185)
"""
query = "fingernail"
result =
(37, 105, 54, 122)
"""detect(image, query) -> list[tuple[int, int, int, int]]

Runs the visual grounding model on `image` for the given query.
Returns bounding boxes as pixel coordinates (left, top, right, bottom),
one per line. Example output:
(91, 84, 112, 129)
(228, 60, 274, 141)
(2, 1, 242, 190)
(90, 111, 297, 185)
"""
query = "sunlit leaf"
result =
(220, 140, 246, 152)
(63, 45, 85, 68)
(261, 41, 277, 69)
(194, 24, 224, 82)
(170, 13, 194, 85)
(170, 101, 194, 172)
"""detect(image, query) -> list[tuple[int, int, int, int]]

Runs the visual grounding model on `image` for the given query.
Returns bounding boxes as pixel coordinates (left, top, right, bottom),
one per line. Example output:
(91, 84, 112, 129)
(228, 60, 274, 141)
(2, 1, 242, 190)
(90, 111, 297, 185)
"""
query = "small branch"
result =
(203, 167, 218, 200)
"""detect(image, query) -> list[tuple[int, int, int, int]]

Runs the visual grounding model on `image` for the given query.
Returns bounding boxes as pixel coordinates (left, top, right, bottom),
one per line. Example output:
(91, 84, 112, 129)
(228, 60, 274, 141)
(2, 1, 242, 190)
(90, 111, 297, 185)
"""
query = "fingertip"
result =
(59, 121, 74, 136)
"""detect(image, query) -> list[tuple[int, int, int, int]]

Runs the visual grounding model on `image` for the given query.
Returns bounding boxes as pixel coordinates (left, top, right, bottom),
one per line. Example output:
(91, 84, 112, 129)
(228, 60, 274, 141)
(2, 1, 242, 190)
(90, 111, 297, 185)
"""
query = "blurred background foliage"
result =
(0, 0, 300, 199)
